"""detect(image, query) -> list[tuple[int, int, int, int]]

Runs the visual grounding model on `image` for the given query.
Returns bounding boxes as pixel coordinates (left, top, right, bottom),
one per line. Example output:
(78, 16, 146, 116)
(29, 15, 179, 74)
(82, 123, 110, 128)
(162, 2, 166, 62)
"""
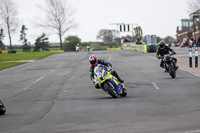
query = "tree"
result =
(0, 28, 5, 50)
(186, 0, 200, 13)
(0, 0, 19, 51)
(37, 0, 77, 50)
(97, 29, 119, 44)
(34, 33, 49, 52)
(63, 35, 81, 51)
(20, 25, 31, 52)
(157, 36, 162, 43)
(164, 36, 176, 44)
(113, 37, 122, 45)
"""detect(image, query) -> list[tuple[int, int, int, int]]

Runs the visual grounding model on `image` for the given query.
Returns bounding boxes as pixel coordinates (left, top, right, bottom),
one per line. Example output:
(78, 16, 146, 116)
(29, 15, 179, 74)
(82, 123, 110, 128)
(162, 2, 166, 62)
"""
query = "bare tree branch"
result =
(36, 0, 77, 50)
(97, 29, 119, 44)
(186, 0, 200, 14)
(0, 0, 19, 51)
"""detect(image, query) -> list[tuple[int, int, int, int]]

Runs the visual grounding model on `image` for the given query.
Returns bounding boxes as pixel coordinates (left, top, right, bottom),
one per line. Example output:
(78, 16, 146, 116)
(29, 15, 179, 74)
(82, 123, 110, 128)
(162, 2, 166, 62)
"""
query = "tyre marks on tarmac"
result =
(23, 65, 63, 90)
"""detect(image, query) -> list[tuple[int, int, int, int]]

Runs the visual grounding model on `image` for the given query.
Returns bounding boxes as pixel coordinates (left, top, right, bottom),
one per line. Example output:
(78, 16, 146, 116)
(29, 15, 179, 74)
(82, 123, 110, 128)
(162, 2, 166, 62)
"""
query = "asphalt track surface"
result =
(0, 49, 200, 133)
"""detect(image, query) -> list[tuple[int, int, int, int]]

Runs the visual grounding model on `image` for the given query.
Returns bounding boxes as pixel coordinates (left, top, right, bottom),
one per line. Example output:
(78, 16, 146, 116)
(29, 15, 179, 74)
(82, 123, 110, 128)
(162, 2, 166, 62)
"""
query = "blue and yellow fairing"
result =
(93, 66, 122, 95)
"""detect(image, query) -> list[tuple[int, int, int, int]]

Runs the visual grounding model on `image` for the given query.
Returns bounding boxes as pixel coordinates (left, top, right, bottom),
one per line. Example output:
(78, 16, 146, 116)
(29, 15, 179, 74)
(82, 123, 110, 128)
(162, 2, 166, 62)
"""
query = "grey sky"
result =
(2, 0, 190, 45)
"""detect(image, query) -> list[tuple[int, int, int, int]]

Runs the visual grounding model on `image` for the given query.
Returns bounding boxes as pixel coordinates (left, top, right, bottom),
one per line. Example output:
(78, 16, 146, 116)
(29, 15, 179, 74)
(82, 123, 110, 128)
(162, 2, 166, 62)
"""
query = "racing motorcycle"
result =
(0, 100, 6, 115)
(93, 64, 127, 98)
(162, 54, 177, 78)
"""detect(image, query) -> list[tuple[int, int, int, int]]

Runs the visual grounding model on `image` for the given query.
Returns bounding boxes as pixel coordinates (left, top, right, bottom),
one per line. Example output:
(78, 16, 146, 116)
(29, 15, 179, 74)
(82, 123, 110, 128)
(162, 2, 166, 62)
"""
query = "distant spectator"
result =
(197, 36, 200, 47)
(189, 37, 194, 47)
(185, 37, 189, 47)
(181, 38, 186, 48)
(124, 38, 129, 43)
(194, 38, 197, 46)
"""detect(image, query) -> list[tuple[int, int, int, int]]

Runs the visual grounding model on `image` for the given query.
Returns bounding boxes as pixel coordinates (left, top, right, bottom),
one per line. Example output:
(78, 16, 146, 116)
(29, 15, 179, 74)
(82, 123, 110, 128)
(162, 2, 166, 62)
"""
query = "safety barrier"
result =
(135, 44, 148, 54)
(147, 45, 157, 52)
(1, 50, 9, 54)
(122, 42, 137, 51)
(90, 48, 107, 51)
(107, 48, 121, 50)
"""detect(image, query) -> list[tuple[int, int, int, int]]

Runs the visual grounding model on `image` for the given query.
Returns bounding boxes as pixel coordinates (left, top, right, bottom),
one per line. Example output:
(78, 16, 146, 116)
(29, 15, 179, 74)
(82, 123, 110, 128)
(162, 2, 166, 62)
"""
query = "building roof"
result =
(190, 9, 200, 17)
(181, 19, 192, 21)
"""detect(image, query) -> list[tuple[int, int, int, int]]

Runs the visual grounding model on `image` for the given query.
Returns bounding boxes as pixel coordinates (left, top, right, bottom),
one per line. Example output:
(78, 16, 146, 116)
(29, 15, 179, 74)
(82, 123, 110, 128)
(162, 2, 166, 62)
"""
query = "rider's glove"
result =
(156, 55, 161, 59)
(90, 76, 93, 81)
(92, 79, 96, 85)
(107, 66, 112, 71)
(172, 52, 176, 55)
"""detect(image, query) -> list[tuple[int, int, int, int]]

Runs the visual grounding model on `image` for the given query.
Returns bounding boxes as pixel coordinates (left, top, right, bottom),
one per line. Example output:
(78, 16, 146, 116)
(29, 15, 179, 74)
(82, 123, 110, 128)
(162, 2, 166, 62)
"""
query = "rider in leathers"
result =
(89, 55, 124, 89)
(156, 41, 178, 71)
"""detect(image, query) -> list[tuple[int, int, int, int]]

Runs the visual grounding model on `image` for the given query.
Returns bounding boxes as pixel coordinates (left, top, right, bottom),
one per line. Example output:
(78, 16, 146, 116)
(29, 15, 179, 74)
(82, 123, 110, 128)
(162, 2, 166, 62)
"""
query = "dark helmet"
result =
(159, 41, 165, 49)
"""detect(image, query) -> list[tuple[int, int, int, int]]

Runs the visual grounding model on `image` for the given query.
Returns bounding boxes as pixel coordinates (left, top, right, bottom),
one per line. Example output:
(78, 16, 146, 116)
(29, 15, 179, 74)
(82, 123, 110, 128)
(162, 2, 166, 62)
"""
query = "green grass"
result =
(0, 62, 26, 70)
(0, 51, 63, 61)
(12, 48, 61, 52)
(0, 51, 63, 71)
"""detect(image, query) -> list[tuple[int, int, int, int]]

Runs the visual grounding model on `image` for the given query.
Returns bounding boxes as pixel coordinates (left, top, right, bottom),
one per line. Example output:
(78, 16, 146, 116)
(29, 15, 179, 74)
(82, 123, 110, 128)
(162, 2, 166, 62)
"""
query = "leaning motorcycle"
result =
(93, 64, 127, 98)
(162, 54, 177, 78)
(0, 100, 6, 115)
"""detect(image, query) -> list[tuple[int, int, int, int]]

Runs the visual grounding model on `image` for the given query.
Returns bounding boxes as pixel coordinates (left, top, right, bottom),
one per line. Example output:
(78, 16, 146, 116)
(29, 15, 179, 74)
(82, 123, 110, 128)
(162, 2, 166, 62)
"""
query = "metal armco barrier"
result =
(189, 46, 192, 67)
(195, 46, 198, 67)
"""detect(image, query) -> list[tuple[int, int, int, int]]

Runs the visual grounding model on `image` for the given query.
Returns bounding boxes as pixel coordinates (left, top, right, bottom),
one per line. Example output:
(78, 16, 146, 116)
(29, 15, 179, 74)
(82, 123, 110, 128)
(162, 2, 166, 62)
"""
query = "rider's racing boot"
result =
(95, 84, 101, 89)
(111, 70, 124, 83)
(121, 83, 125, 89)
(175, 66, 179, 71)
(117, 76, 124, 83)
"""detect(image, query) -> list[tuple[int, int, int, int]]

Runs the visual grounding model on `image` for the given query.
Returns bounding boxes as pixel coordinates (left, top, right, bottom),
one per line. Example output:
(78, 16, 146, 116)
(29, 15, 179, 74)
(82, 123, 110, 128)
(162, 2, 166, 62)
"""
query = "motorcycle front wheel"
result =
(121, 88, 127, 97)
(103, 81, 118, 98)
(169, 64, 176, 78)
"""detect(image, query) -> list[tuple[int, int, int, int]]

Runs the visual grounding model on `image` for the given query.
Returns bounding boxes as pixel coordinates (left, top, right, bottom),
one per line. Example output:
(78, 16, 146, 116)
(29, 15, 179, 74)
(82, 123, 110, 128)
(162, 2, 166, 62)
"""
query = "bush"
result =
(108, 44, 113, 48)
(114, 45, 119, 48)
(63, 43, 76, 51)
(91, 43, 101, 49)
(63, 35, 81, 51)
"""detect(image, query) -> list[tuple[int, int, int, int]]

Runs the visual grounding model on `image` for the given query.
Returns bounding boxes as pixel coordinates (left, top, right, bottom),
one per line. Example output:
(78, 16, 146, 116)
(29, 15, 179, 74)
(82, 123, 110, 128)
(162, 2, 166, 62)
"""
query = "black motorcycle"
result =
(0, 100, 6, 115)
(162, 54, 177, 78)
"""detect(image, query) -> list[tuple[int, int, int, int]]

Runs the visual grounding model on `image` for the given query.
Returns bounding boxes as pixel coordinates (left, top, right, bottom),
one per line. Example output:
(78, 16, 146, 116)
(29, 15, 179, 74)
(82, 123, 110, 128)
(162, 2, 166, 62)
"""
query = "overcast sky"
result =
(2, 0, 191, 45)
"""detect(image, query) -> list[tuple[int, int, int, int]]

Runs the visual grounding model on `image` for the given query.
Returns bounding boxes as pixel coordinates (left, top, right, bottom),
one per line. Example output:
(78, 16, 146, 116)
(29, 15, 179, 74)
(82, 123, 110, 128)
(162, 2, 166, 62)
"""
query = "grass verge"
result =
(0, 62, 26, 70)
(0, 51, 63, 70)
(0, 51, 63, 61)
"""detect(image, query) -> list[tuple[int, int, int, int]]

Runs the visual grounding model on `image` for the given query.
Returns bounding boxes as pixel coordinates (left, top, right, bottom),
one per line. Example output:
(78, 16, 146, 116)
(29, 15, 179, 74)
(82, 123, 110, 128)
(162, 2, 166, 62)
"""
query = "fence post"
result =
(189, 46, 192, 67)
(195, 46, 198, 67)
